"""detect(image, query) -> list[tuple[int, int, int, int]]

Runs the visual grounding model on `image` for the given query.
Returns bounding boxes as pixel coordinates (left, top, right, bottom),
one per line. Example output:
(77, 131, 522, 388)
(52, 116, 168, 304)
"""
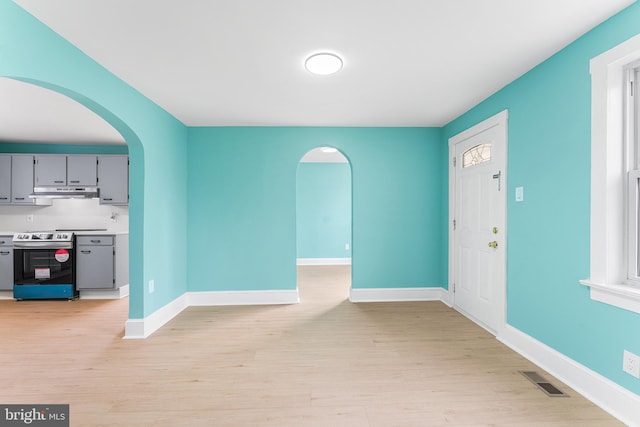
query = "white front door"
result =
(449, 111, 507, 334)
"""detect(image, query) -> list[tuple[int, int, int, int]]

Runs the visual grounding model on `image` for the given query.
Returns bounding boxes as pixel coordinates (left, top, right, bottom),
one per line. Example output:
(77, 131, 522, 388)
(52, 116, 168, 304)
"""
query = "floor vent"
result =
(519, 371, 569, 397)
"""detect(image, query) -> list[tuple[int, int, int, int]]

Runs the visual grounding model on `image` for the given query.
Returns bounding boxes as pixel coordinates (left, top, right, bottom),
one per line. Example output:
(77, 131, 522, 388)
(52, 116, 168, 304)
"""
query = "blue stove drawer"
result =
(13, 284, 78, 300)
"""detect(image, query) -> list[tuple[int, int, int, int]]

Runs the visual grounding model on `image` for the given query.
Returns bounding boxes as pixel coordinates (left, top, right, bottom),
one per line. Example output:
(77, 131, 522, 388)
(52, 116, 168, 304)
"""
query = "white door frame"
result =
(448, 110, 508, 335)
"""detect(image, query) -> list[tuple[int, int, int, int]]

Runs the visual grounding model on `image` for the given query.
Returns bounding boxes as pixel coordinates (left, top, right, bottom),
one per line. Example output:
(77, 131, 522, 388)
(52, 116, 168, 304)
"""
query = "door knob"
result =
(488, 241, 498, 249)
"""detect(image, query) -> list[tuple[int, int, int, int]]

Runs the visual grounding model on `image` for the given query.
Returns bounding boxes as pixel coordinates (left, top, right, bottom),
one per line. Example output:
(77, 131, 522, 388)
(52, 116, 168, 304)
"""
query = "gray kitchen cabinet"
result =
(0, 236, 13, 291)
(97, 156, 128, 205)
(0, 155, 10, 204)
(36, 155, 98, 186)
(35, 155, 66, 186)
(67, 155, 97, 186)
(76, 234, 128, 290)
(11, 155, 35, 204)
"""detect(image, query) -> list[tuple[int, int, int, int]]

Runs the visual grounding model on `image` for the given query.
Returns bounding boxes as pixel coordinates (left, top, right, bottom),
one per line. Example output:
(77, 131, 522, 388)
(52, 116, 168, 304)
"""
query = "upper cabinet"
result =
(35, 155, 66, 186)
(35, 155, 97, 186)
(11, 155, 36, 205)
(97, 155, 129, 205)
(1, 154, 37, 205)
(0, 154, 35, 205)
(0, 155, 10, 204)
(67, 155, 98, 186)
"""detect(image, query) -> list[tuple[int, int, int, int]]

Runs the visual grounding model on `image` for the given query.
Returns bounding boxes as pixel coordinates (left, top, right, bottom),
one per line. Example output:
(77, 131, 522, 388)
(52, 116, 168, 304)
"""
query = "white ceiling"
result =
(3, 0, 636, 144)
(0, 78, 126, 144)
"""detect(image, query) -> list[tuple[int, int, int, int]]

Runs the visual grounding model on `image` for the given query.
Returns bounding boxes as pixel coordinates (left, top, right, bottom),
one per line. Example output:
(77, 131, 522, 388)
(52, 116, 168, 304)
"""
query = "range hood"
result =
(30, 186, 99, 199)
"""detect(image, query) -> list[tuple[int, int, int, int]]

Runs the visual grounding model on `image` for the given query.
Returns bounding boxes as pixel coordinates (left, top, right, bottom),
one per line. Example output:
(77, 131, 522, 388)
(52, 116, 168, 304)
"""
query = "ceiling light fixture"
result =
(321, 147, 338, 153)
(305, 53, 343, 76)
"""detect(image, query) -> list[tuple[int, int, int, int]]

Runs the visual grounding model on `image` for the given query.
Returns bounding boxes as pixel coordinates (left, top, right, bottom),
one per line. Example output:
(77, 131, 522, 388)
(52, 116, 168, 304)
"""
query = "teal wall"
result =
(296, 162, 351, 259)
(443, 3, 640, 395)
(0, 0, 189, 318)
(187, 127, 445, 291)
(0, 143, 128, 155)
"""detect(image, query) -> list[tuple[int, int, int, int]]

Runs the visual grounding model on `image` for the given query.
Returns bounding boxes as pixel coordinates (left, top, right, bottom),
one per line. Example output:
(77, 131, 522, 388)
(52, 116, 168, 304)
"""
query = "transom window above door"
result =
(462, 143, 492, 168)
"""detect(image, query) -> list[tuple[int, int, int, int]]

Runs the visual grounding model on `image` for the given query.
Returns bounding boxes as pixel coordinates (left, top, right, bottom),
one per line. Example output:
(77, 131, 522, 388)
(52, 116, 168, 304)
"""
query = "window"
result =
(581, 35, 640, 314)
(462, 143, 492, 168)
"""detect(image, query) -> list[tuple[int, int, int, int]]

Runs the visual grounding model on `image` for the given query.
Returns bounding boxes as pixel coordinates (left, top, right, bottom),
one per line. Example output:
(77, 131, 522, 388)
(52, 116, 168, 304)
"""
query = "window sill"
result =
(580, 280, 640, 314)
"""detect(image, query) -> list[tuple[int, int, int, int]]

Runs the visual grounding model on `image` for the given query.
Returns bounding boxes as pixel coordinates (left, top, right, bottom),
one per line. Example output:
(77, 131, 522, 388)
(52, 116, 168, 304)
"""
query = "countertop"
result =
(0, 230, 128, 236)
(72, 231, 128, 236)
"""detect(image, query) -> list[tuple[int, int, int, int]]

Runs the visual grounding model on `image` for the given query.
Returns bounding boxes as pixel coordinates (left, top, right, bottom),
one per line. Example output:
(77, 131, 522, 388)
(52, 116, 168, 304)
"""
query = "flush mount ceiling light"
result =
(305, 53, 343, 76)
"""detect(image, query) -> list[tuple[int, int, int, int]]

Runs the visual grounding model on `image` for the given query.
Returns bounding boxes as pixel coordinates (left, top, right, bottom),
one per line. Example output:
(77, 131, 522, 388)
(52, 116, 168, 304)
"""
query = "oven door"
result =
(14, 248, 75, 286)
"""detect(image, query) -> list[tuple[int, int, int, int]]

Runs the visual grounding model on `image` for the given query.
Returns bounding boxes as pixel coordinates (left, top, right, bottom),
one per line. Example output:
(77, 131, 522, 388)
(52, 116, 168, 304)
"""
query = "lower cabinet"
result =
(0, 236, 13, 291)
(76, 234, 128, 290)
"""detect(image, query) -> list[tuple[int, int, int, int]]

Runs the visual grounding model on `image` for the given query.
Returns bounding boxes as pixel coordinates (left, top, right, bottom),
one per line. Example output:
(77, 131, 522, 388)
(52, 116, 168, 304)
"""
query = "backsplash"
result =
(0, 198, 128, 232)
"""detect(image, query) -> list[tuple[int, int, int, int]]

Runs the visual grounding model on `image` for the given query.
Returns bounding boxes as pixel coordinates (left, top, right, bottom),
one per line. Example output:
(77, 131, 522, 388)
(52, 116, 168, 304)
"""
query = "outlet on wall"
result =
(26, 215, 34, 223)
(623, 350, 640, 378)
(148, 279, 155, 294)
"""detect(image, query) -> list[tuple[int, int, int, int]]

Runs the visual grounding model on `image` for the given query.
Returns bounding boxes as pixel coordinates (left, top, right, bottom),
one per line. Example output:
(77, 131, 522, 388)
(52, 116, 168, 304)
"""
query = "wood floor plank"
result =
(0, 265, 624, 426)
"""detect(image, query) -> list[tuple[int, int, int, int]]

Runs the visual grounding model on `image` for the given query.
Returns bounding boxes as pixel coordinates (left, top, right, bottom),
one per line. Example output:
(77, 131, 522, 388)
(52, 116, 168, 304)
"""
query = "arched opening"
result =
(296, 146, 352, 304)
(0, 76, 144, 322)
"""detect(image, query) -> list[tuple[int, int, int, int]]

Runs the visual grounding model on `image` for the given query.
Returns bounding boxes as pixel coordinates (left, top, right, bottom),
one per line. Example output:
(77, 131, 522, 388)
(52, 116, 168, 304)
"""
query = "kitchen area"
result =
(0, 153, 129, 301)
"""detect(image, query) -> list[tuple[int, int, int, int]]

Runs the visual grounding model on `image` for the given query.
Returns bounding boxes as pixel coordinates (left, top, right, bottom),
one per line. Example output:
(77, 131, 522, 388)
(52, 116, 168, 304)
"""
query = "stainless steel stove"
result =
(12, 231, 77, 300)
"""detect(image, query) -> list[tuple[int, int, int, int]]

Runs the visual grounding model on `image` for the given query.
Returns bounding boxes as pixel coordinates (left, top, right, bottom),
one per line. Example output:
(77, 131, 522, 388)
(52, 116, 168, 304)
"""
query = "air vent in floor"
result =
(519, 371, 569, 397)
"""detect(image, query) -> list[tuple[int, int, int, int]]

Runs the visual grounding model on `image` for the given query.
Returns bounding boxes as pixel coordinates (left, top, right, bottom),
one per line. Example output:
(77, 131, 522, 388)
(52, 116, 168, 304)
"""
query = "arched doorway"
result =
(0, 77, 143, 321)
(296, 146, 352, 302)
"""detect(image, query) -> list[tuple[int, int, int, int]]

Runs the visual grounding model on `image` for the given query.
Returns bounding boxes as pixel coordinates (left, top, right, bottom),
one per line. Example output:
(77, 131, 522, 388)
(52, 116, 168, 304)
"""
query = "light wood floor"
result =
(0, 265, 623, 426)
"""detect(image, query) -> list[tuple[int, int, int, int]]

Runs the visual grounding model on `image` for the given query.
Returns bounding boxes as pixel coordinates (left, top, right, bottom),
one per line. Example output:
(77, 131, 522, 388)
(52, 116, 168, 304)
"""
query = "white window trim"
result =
(580, 34, 640, 314)
(628, 170, 640, 282)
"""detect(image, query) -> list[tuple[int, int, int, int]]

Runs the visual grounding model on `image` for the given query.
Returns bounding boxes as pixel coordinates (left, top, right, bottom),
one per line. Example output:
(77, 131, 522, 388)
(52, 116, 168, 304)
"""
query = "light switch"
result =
(515, 186, 524, 202)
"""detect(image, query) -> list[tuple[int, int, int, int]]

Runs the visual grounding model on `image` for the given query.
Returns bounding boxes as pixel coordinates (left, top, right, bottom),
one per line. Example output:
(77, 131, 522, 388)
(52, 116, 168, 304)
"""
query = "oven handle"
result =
(13, 242, 73, 249)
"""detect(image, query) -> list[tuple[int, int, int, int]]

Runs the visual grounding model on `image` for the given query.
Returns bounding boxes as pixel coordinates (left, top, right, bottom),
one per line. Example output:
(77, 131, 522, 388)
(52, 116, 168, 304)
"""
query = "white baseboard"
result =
(127, 286, 443, 338)
(440, 288, 453, 307)
(297, 258, 352, 265)
(80, 284, 129, 300)
(0, 291, 13, 300)
(124, 294, 188, 339)
(349, 287, 446, 303)
(498, 325, 640, 427)
(123, 289, 300, 339)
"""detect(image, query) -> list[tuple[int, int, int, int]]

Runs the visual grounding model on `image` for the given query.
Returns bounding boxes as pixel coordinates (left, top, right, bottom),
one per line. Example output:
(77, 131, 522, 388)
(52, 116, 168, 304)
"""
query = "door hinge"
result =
(452, 282, 456, 293)
(453, 219, 456, 230)
(453, 157, 457, 167)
